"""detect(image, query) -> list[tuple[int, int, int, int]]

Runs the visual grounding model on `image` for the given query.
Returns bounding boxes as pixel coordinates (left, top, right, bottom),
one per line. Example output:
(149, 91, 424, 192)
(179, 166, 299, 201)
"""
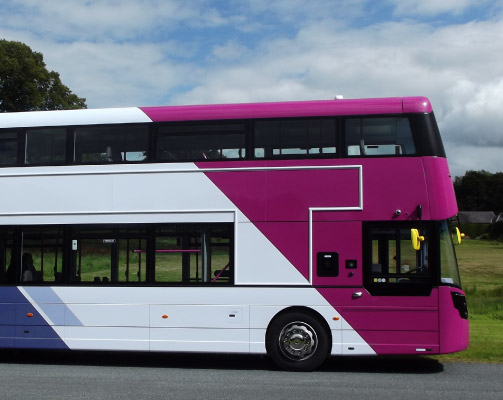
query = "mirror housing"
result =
(453, 227, 466, 245)
(411, 228, 425, 251)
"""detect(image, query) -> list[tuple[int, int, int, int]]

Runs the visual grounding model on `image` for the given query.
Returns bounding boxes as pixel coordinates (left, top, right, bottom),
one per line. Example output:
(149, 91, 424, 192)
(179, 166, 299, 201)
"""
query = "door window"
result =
(364, 224, 433, 295)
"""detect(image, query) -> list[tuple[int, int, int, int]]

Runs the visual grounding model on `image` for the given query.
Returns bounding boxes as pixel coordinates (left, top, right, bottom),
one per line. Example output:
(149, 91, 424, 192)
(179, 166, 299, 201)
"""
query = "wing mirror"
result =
(453, 227, 466, 245)
(411, 228, 425, 251)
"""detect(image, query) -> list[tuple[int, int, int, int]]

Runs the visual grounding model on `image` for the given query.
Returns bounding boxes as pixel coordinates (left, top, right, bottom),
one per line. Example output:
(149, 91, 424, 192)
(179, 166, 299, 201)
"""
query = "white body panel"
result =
(0, 107, 151, 128)
(150, 328, 249, 352)
(67, 304, 150, 327)
(21, 286, 375, 355)
(62, 327, 150, 351)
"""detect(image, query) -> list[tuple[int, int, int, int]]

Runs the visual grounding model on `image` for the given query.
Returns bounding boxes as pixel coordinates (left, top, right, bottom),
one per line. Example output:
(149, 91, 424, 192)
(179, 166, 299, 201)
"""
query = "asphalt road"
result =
(0, 351, 501, 400)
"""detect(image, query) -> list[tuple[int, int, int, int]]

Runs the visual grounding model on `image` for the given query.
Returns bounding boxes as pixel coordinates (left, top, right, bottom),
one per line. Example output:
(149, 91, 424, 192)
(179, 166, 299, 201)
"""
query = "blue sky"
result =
(1, 0, 502, 176)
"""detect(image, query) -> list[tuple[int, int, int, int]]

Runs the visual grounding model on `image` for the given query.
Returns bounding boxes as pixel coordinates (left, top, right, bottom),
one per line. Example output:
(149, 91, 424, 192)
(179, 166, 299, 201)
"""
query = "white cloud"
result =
(45, 41, 198, 107)
(3, 0, 224, 41)
(441, 78, 503, 147)
(244, 0, 368, 22)
(387, 0, 490, 16)
(446, 144, 503, 177)
(174, 18, 503, 105)
(210, 40, 250, 61)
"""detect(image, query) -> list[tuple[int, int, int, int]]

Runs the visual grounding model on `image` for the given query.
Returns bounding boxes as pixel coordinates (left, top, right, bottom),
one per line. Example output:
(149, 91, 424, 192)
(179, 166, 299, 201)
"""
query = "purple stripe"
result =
(140, 97, 431, 122)
(0, 287, 69, 350)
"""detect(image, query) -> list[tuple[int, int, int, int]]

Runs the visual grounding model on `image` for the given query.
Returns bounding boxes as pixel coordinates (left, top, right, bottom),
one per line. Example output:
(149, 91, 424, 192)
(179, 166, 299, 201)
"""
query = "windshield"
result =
(439, 220, 462, 287)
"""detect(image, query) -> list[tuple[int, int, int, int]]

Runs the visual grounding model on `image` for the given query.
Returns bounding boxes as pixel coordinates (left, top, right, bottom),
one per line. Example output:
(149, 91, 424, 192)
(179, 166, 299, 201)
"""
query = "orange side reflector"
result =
(162, 315, 169, 319)
(26, 313, 34, 317)
(333, 316, 340, 321)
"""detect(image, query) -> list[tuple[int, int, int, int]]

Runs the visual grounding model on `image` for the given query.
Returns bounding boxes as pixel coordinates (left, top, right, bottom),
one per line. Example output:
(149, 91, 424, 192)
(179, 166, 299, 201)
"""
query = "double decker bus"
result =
(0, 97, 468, 371)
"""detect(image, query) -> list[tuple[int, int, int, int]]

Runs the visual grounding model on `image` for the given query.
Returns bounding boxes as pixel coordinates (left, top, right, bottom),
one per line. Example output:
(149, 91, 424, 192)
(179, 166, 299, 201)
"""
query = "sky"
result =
(0, 0, 502, 177)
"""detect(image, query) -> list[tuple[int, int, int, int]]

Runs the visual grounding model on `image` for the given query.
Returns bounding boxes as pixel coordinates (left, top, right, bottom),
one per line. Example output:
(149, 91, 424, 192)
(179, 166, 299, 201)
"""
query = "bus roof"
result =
(0, 97, 432, 128)
(141, 97, 432, 122)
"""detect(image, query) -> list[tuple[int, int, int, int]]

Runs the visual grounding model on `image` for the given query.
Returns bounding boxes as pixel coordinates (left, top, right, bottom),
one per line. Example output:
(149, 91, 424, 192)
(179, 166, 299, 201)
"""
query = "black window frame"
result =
(252, 117, 338, 160)
(24, 127, 68, 166)
(342, 114, 417, 158)
(155, 121, 247, 162)
(363, 221, 439, 296)
(73, 123, 151, 165)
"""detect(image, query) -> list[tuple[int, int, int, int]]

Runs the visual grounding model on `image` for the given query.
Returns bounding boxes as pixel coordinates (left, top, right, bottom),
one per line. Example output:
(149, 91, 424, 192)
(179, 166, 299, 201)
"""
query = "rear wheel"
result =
(266, 311, 330, 371)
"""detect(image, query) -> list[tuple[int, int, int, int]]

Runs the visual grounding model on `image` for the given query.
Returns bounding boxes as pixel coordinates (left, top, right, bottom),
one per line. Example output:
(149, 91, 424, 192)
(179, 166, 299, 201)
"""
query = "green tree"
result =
(454, 170, 503, 214)
(0, 39, 86, 112)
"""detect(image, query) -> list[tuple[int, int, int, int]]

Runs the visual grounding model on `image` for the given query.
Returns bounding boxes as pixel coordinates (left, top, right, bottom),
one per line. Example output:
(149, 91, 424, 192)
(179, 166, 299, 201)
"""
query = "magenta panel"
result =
(199, 157, 439, 224)
(318, 287, 439, 310)
(264, 167, 360, 221)
(312, 221, 362, 286)
(318, 287, 440, 354)
(438, 287, 469, 353)
(199, 160, 361, 223)
(403, 97, 433, 113)
(140, 97, 431, 122)
(342, 309, 438, 331)
(422, 157, 458, 220)
(207, 157, 436, 224)
(200, 161, 267, 222)
(361, 158, 430, 220)
(360, 332, 439, 354)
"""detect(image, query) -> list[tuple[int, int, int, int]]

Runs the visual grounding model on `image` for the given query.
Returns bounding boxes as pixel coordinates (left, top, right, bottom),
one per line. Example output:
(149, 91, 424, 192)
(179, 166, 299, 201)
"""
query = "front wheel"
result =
(266, 311, 330, 371)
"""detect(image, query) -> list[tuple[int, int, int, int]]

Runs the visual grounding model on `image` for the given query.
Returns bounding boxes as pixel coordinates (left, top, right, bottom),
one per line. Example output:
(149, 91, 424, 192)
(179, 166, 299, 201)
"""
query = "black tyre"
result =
(266, 311, 330, 371)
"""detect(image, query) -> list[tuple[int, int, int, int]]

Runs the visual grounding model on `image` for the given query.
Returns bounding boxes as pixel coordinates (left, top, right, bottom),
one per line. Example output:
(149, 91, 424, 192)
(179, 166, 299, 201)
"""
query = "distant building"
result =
(458, 211, 496, 224)
(458, 211, 497, 238)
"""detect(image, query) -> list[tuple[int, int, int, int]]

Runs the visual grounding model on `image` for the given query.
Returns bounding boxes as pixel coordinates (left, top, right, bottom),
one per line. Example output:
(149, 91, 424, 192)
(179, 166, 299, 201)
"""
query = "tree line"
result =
(454, 170, 503, 215)
(0, 39, 86, 112)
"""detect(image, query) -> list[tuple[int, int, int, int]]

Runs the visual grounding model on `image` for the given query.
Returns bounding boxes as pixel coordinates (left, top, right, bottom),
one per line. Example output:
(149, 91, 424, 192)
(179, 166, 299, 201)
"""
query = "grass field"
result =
(433, 239, 503, 363)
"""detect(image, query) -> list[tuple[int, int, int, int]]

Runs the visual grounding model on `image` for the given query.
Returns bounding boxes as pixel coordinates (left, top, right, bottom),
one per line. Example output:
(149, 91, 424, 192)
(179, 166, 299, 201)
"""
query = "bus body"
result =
(0, 97, 468, 370)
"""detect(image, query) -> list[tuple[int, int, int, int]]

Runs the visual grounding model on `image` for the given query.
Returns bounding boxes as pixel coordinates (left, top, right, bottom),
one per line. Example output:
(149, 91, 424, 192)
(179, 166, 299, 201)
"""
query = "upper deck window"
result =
(74, 125, 149, 163)
(345, 117, 415, 156)
(0, 131, 18, 166)
(254, 119, 336, 158)
(156, 123, 246, 162)
(25, 128, 66, 165)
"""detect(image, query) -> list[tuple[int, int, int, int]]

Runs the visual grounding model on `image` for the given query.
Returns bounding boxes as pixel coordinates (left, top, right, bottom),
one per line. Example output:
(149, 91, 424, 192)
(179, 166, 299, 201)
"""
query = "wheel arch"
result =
(265, 306, 333, 354)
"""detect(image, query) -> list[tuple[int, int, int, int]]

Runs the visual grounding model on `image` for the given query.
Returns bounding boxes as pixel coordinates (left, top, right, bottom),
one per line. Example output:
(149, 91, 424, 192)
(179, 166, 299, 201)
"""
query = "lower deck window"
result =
(0, 223, 233, 286)
(154, 224, 232, 284)
(0, 227, 63, 284)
